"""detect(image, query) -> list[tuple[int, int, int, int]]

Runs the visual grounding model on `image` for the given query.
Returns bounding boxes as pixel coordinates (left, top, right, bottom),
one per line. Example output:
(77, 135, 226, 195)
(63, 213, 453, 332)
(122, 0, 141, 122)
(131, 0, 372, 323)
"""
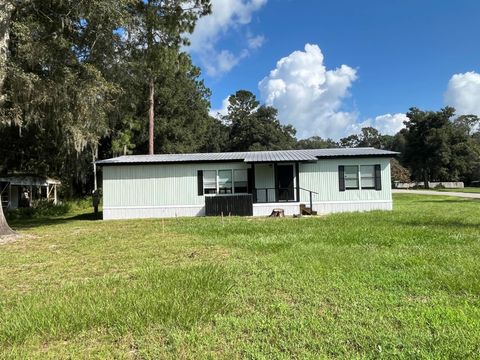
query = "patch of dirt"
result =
(0, 233, 36, 245)
(0, 234, 21, 245)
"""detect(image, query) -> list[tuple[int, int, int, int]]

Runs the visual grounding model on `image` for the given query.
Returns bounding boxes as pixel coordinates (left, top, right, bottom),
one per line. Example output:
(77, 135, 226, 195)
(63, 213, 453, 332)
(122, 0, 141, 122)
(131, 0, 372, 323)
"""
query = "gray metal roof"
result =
(96, 148, 398, 166)
(0, 175, 61, 186)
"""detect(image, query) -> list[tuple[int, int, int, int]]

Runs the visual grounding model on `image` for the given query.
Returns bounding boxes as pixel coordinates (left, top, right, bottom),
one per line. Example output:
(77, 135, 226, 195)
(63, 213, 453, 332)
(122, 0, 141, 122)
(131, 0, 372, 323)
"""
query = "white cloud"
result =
(209, 96, 230, 118)
(247, 34, 265, 49)
(356, 113, 408, 136)
(444, 71, 480, 116)
(188, 0, 267, 77)
(259, 44, 358, 139)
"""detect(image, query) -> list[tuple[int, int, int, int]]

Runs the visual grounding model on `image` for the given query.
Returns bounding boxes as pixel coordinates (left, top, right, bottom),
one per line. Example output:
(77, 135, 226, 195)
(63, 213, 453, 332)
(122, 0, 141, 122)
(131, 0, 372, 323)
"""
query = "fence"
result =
(394, 181, 464, 189)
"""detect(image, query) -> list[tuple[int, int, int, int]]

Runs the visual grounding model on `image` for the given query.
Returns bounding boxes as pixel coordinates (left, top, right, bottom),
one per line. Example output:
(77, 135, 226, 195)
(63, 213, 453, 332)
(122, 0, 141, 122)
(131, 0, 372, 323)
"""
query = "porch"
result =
(0, 175, 61, 210)
(204, 161, 318, 216)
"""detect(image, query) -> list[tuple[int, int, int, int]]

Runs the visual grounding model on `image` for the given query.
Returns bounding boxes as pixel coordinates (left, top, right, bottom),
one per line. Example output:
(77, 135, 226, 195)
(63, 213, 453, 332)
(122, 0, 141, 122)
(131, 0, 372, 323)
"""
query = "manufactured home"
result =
(97, 148, 397, 220)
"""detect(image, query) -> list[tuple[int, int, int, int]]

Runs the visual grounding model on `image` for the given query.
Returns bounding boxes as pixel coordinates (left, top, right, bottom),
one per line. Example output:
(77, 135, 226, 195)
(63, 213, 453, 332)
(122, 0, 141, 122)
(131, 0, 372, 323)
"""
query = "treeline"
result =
(336, 108, 480, 186)
(209, 91, 480, 186)
(0, 2, 479, 196)
(0, 0, 213, 195)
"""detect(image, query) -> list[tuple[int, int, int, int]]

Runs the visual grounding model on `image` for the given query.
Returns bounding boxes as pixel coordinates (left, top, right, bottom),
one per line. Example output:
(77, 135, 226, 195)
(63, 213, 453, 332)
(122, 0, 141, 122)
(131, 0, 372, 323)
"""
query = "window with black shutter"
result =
(197, 170, 203, 196)
(374, 164, 382, 191)
(338, 165, 345, 192)
(247, 167, 254, 194)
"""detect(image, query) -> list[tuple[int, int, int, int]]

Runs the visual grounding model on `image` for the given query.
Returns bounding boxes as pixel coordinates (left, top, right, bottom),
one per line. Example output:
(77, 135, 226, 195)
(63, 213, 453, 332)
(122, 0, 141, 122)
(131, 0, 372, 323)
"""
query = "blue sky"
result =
(187, 0, 480, 139)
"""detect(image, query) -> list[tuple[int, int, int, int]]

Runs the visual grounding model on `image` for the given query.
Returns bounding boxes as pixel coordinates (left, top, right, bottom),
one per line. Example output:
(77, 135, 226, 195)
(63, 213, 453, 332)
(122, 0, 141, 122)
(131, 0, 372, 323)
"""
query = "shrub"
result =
(6, 200, 71, 220)
(390, 158, 411, 183)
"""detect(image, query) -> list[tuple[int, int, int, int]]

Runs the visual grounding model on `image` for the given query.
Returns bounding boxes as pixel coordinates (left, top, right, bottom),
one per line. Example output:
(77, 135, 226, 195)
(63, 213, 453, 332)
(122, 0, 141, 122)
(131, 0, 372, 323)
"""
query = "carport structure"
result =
(0, 175, 61, 210)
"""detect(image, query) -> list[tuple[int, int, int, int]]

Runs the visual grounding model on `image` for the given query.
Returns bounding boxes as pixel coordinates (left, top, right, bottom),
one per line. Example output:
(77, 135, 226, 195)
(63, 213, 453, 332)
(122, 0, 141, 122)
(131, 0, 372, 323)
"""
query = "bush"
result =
(390, 158, 411, 183)
(434, 183, 446, 189)
(6, 200, 71, 220)
(411, 184, 424, 189)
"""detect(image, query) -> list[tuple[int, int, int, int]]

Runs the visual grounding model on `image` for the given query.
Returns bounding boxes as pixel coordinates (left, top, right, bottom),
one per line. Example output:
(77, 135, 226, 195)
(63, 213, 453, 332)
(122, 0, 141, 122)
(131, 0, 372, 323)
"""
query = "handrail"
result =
(297, 187, 317, 211)
(253, 186, 319, 210)
(298, 187, 319, 195)
(253, 187, 295, 203)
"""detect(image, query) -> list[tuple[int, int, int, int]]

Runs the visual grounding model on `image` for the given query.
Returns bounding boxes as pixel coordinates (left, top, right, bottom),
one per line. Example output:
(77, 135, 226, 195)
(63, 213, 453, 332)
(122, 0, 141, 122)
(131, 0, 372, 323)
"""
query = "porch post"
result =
(295, 162, 300, 202)
(251, 163, 256, 203)
(273, 162, 278, 202)
(54, 184, 57, 205)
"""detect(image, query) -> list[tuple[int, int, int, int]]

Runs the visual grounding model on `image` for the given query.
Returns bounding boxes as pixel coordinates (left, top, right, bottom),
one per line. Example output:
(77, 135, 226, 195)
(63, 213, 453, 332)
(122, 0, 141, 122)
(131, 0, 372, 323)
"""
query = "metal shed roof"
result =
(96, 148, 398, 166)
(0, 175, 61, 186)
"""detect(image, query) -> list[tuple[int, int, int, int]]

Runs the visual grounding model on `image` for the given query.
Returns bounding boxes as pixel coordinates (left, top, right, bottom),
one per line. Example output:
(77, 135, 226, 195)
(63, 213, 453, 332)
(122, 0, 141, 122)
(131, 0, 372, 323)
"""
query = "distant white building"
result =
(97, 148, 397, 220)
(0, 175, 61, 210)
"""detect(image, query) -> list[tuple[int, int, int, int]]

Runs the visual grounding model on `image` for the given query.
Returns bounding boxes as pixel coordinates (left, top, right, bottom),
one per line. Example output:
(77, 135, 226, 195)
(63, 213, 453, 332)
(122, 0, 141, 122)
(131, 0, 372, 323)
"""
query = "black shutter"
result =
(338, 166, 345, 192)
(247, 167, 254, 193)
(197, 170, 203, 196)
(295, 162, 300, 202)
(374, 164, 382, 191)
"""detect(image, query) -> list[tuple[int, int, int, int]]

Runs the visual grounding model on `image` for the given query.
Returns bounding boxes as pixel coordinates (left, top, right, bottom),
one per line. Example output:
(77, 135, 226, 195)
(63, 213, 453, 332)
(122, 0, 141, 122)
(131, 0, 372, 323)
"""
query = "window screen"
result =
(344, 166, 359, 189)
(218, 170, 233, 194)
(203, 170, 217, 194)
(360, 165, 375, 189)
(234, 169, 248, 193)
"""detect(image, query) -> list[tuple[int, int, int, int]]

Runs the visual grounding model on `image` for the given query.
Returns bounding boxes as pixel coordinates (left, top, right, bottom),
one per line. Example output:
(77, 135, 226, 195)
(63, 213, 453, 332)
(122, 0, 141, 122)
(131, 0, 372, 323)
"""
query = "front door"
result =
(276, 164, 295, 201)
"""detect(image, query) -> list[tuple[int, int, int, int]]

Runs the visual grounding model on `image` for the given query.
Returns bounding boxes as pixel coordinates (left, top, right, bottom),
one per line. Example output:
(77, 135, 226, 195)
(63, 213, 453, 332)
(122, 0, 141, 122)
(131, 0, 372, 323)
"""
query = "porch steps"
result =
(300, 204, 317, 216)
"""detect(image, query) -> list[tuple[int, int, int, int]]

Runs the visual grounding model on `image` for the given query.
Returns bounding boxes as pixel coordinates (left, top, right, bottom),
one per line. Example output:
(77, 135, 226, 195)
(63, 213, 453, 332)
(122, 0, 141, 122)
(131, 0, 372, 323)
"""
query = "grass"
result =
(433, 187, 480, 194)
(0, 194, 479, 358)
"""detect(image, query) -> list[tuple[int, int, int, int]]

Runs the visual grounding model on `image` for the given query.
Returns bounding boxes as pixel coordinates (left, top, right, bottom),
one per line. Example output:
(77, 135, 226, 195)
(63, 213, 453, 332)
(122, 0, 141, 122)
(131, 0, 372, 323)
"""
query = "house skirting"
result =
(103, 200, 392, 220)
(103, 204, 205, 220)
(312, 200, 392, 214)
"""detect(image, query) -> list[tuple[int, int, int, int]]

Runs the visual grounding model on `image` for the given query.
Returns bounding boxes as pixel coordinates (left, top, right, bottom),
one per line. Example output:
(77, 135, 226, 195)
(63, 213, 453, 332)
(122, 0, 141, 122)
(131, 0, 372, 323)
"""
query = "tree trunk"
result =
(423, 170, 429, 189)
(0, 1, 13, 105)
(148, 77, 154, 155)
(0, 205, 14, 236)
(0, 1, 15, 236)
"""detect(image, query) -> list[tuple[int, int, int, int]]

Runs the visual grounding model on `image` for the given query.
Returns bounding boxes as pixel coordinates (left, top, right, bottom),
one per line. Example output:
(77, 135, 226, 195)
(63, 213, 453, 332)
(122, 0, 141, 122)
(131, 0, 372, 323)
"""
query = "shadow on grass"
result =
(8, 212, 103, 231)
(394, 218, 479, 231)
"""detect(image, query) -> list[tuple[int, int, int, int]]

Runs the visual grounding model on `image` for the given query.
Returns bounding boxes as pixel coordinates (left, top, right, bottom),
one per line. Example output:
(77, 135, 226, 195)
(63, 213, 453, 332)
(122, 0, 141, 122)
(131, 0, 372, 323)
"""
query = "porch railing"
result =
(0, 182, 10, 210)
(253, 187, 319, 210)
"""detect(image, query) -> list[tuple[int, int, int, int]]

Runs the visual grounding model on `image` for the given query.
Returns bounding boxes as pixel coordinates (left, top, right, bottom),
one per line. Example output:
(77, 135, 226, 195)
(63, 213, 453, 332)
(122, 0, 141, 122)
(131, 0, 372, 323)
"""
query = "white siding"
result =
(102, 157, 393, 219)
(299, 158, 392, 203)
(102, 162, 250, 219)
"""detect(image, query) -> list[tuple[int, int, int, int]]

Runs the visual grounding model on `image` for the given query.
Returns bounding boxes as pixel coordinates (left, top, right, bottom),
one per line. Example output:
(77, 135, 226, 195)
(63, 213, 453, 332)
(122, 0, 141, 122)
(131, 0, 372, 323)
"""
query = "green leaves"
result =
(223, 90, 297, 151)
(0, 0, 213, 193)
(403, 107, 480, 183)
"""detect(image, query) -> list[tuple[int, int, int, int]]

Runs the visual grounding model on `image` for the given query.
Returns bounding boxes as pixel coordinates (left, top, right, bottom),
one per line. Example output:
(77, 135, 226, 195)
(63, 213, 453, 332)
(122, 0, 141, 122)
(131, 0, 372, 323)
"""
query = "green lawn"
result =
(435, 187, 480, 194)
(1, 195, 479, 359)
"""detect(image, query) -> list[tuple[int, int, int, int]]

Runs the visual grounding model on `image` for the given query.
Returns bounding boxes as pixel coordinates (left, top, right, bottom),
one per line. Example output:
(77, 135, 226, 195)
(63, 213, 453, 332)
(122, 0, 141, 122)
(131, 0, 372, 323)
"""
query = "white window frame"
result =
(202, 169, 250, 196)
(203, 170, 217, 195)
(360, 165, 376, 190)
(233, 169, 249, 194)
(218, 169, 233, 194)
(344, 165, 359, 190)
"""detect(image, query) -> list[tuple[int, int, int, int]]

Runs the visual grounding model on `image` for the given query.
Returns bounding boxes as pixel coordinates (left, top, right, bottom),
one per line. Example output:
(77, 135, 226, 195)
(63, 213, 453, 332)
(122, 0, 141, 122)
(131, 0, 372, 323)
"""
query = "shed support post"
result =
(54, 185, 57, 205)
(93, 146, 98, 191)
